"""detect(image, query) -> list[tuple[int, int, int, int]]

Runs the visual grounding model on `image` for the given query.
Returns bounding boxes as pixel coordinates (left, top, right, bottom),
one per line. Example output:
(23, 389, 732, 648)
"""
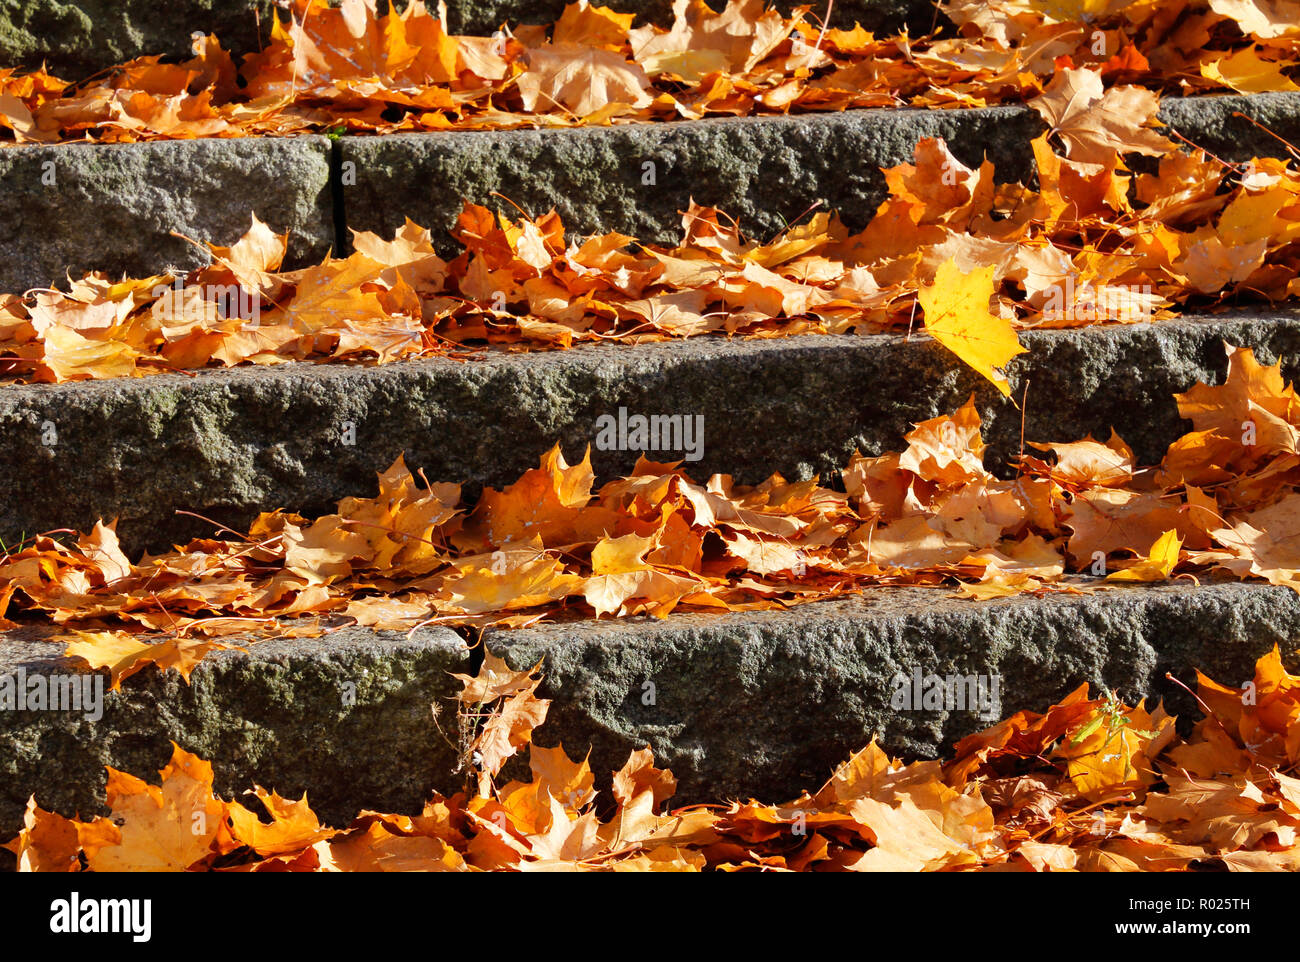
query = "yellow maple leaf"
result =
(919, 259, 1027, 397)
(34, 327, 138, 382)
(1033, 0, 1120, 19)
(63, 630, 238, 689)
(1107, 529, 1183, 581)
(1201, 46, 1300, 93)
(1059, 700, 1176, 799)
(1207, 0, 1300, 40)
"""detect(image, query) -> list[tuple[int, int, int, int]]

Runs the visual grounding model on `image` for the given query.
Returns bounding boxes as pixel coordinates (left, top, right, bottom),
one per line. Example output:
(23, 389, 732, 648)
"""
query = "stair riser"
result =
(2, 312, 1297, 553)
(0, 138, 334, 295)
(341, 105, 1042, 256)
(344, 95, 1300, 256)
(487, 583, 1300, 803)
(3, 581, 1290, 845)
(0, 626, 470, 842)
(3, 94, 1298, 295)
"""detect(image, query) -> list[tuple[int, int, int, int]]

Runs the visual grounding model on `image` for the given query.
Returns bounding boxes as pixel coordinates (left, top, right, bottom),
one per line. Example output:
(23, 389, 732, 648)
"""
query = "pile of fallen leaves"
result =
(4, 0, 1299, 877)
(6, 119, 1300, 388)
(8, 645, 1300, 871)
(1, 0, 1298, 143)
(0, 344, 1296, 685)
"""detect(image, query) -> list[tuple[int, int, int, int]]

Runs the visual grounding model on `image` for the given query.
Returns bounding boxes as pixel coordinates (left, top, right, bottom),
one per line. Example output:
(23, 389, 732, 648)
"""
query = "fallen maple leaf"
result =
(1106, 529, 1183, 581)
(85, 744, 227, 871)
(62, 631, 240, 689)
(1029, 68, 1174, 166)
(919, 259, 1027, 397)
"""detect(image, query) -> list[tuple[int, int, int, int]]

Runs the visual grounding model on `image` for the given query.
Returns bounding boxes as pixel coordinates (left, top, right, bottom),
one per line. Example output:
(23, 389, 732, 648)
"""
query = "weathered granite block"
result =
(0, 0, 273, 77)
(487, 583, 1300, 802)
(0, 625, 471, 840)
(1, 309, 1298, 554)
(341, 106, 1044, 254)
(0, 137, 334, 293)
(1157, 92, 1300, 162)
(341, 94, 1300, 253)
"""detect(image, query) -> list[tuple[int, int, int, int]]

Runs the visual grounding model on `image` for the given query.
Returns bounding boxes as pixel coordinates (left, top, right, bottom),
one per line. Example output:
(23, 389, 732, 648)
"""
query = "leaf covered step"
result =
(1, 0, 1298, 143)
(2, 344, 1298, 687)
(9, 645, 1300, 871)
(6, 118, 1300, 383)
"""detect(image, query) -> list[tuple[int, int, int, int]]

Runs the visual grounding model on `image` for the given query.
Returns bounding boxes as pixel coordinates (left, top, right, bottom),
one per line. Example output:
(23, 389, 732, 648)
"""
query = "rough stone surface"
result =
(2, 308, 1298, 554)
(487, 582, 1300, 803)
(0, 625, 471, 840)
(0, 137, 334, 293)
(1157, 92, 1300, 162)
(341, 94, 1300, 250)
(0, 0, 272, 77)
(3, 580, 1292, 846)
(342, 106, 1044, 253)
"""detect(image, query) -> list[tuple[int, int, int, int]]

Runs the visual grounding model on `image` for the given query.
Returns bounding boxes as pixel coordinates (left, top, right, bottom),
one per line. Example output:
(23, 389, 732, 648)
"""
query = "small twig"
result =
(813, 0, 834, 53)
(174, 509, 256, 542)
(1230, 111, 1300, 163)
(1018, 379, 1030, 472)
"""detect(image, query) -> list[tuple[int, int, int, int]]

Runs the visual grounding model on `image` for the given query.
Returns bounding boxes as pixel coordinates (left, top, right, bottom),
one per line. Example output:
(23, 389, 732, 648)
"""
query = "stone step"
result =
(1, 106, 1035, 292)
(0, 0, 274, 77)
(485, 582, 1300, 804)
(345, 93, 1300, 256)
(4, 91, 1296, 295)
(12, 109, 1010, 292)
(0, 623, 471, 842)
(0, 137, 335, 294)
(3, 307, 1297, 554)
(0, 1, 936, 78)
(340, 103, 1043, 256)
(3, 580, 1294, 843)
